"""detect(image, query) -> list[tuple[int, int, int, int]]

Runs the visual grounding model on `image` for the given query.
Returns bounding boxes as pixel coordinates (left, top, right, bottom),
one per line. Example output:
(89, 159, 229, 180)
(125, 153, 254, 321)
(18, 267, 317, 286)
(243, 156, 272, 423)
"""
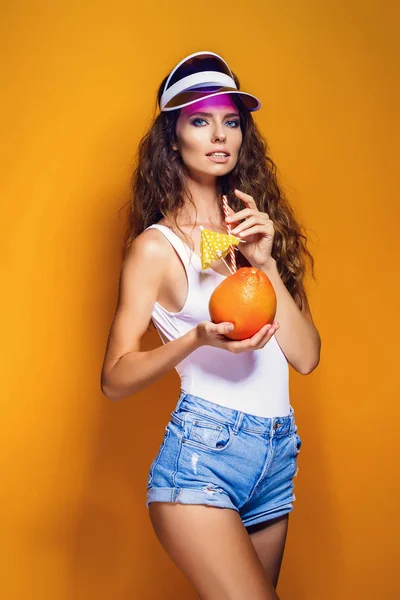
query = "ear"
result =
(172, 144, 178, 151)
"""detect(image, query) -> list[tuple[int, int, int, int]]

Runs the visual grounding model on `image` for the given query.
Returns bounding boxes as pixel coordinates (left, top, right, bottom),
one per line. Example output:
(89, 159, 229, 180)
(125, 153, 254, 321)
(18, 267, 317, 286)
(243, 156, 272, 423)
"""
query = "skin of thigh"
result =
(246, 515, 289, 589)
(149, 502, 280, 600)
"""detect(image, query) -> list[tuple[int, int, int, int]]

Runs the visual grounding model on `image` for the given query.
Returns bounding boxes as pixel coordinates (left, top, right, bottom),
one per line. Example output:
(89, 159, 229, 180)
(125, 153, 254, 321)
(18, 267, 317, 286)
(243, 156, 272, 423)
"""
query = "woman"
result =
(101, 51, 321, 600)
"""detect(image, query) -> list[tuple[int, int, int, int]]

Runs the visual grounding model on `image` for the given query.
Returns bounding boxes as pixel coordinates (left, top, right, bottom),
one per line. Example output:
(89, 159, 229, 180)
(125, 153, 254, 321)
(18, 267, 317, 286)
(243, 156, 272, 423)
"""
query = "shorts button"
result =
(273, 422, 280, 430)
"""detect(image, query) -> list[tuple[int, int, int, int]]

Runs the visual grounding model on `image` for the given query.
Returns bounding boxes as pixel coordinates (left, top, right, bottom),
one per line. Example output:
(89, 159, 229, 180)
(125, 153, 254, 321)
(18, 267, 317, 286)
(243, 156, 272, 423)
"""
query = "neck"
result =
(177, 174, 224, 226)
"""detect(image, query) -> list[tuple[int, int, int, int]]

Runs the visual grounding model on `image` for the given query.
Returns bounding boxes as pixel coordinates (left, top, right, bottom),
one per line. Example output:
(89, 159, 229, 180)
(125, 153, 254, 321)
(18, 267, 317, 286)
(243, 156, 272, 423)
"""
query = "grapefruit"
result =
(209, 267, 277, 341)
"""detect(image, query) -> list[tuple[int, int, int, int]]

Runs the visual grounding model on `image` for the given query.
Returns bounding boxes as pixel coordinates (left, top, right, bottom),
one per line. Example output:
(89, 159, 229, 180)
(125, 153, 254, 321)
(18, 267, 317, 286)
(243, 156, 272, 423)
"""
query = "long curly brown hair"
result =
(121, 71, 315, 311)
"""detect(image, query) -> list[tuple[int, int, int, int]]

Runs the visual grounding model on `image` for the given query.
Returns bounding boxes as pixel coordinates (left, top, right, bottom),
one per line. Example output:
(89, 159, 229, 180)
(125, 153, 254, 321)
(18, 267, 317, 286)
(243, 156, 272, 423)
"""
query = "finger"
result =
(250, 321, 279, 344)
(255, 322, 280, 348)
(225, 208, 255, 224)
(216, 322, 235, 334)
(235, 224, 273, 238)
(234, 189, 257, 207)
(251, 322, 274, 343)
(231, 216, 259, 235)
(225, 322, 272, 352)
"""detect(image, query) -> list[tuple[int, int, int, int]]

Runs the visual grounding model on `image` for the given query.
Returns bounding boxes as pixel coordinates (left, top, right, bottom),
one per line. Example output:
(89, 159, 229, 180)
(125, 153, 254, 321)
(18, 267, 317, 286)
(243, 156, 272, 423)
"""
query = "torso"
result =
(151, 217, 234, 313)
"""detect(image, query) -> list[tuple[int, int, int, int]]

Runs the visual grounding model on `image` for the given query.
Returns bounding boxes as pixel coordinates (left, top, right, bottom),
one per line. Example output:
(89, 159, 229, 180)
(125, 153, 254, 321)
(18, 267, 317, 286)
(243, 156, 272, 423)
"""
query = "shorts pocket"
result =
(147, 427, 170, 486)
(182, 412, 233, 453)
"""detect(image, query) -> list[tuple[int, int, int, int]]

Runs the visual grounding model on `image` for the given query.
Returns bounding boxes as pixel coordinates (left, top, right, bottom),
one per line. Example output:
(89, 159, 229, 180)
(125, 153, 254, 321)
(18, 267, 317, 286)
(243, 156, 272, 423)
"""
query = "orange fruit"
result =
(209, 267, 277, 341)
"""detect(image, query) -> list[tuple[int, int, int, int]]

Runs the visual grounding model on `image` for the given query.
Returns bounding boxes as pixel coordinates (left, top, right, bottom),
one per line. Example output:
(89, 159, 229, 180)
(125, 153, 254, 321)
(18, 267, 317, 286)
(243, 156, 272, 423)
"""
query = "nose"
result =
(211, 124, 226, 143)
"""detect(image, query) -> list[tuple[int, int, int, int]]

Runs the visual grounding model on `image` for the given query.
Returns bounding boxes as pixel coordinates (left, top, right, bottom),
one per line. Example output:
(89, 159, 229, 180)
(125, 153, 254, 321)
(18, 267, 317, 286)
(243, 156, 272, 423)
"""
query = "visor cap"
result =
(160, 51, 261, 112)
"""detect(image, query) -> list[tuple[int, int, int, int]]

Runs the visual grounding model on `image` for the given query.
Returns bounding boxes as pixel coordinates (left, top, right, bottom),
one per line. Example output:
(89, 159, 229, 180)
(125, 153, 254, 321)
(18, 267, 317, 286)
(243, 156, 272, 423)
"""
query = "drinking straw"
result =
(222, 195, 237, 272)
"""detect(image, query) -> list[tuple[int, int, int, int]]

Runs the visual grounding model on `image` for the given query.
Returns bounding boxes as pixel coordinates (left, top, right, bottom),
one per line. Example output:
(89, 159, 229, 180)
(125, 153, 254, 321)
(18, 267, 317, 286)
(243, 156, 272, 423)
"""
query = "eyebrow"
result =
(188, 111, 240, 118)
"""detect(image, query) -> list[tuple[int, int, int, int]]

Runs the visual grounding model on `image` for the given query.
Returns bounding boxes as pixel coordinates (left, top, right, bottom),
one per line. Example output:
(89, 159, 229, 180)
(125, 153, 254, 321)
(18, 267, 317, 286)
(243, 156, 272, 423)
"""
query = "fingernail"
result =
(226, 324, 234, 331)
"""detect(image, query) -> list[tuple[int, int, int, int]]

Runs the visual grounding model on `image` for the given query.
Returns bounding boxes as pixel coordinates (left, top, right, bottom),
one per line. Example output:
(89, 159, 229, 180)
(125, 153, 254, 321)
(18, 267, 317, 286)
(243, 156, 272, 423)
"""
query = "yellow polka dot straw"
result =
(199, 226, 241, 272)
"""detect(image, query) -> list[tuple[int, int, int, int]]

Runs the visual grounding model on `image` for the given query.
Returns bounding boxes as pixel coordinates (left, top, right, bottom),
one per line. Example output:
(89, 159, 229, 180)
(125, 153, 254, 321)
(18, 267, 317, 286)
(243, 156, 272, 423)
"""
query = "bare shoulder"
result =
(127, 226, 171, 264)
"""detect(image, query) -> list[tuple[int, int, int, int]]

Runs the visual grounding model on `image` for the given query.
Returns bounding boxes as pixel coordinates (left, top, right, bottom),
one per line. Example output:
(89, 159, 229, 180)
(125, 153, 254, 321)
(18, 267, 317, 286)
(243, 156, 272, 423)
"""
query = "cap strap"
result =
(160, 72, 237, 110)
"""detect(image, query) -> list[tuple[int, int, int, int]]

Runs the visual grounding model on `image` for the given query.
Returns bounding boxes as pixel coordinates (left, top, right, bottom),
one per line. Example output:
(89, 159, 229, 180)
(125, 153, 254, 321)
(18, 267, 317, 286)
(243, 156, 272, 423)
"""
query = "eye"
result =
(191, 118, 208, 127)
(226, 120, 240, 128)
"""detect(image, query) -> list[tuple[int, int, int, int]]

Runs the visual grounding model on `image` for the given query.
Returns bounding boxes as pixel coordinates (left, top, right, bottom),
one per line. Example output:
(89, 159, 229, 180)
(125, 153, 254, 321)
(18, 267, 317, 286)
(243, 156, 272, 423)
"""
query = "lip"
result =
(206, 150, 230, 156)
(206, 150, 231, 164)
(206, 155, 230, 164)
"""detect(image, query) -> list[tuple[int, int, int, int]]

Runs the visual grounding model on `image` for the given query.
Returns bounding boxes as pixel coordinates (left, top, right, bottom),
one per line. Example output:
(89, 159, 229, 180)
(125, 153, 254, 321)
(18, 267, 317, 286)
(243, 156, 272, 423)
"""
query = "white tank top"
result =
(146, 223, 290, 418)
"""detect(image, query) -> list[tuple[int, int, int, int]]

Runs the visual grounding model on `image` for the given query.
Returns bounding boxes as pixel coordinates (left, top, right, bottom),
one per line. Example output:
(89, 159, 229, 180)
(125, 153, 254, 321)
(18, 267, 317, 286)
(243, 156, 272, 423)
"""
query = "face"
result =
(174, 94, 243, 181)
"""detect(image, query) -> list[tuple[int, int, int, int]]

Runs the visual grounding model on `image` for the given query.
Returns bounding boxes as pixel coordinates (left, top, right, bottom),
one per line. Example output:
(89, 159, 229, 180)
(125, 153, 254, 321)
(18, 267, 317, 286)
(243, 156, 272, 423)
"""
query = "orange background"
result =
(1, 1, 399, 598)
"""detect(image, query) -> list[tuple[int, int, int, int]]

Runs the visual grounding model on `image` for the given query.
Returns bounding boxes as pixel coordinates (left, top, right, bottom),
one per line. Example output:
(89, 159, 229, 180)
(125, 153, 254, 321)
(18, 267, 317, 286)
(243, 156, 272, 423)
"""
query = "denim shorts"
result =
(146, 390, 302, 528)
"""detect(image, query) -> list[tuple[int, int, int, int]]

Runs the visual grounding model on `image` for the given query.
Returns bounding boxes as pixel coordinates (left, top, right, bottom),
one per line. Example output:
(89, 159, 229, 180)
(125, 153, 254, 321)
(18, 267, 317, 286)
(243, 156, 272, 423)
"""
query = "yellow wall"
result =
(1, 1, 399, 598)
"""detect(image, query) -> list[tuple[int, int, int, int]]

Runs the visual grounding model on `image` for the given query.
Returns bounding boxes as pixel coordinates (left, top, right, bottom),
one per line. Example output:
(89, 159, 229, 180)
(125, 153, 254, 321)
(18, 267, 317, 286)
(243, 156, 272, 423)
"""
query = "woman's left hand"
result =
(225, 189, 275, 270)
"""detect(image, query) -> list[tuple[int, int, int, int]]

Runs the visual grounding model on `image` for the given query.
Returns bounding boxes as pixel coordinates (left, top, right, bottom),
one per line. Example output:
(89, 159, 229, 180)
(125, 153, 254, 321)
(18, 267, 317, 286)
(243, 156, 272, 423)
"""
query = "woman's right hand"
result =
(195, 320, 280, 353)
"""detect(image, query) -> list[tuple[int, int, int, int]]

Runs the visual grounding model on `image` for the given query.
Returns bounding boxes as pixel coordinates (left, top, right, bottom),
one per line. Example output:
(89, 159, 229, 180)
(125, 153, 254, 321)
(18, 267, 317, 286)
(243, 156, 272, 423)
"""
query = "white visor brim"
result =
(161, 88, 261, 112)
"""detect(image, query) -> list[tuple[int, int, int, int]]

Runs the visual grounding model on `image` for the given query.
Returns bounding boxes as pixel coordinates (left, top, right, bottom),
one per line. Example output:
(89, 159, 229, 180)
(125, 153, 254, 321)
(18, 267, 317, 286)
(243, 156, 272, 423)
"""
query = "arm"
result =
(100, 231, 202, 401)
(262, 259, 321, 375)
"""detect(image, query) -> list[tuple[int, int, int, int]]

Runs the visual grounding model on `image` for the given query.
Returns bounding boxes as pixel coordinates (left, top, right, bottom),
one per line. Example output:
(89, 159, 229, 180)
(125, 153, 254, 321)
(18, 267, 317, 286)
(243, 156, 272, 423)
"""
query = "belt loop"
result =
(233, 411, 244, 434)
(175, 390, 187, 412)
(270, 418, 278, 437)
